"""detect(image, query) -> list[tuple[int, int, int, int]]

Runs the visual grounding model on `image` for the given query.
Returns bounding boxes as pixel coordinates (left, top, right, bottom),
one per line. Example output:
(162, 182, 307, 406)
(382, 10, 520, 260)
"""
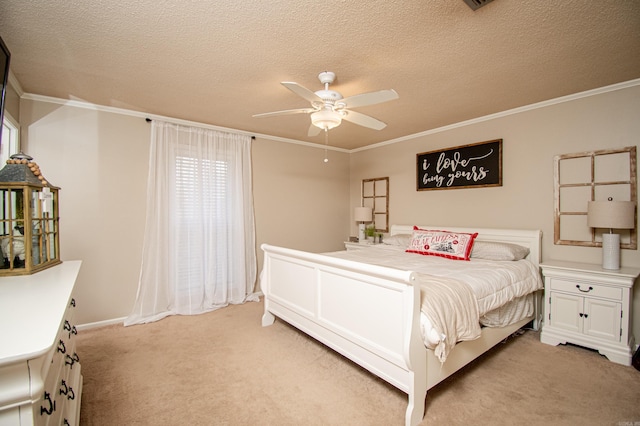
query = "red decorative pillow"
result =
(406, 226, 478, 261)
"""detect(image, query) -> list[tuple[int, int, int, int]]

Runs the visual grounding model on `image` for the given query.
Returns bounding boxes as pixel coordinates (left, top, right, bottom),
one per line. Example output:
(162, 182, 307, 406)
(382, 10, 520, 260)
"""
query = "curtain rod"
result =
(145, 118, 255, 139)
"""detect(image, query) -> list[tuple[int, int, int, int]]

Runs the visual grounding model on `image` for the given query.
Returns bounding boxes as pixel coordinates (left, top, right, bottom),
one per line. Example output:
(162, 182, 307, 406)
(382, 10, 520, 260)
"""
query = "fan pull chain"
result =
(323, 128, 329, 163)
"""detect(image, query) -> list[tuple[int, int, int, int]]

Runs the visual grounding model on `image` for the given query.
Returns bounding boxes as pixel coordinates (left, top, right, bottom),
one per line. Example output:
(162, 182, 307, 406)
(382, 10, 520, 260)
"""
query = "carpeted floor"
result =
(76, 300, 640, 426)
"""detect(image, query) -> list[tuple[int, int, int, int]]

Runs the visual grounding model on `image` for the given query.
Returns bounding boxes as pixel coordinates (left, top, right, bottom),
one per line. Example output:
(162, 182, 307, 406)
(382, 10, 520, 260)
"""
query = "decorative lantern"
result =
(0, 153, 61, 275)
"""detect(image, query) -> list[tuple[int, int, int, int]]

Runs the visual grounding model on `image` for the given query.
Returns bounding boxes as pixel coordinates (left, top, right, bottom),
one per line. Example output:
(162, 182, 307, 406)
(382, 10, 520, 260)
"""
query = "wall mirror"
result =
(554, 146, 637, 249)
(362, 177, 389, 233)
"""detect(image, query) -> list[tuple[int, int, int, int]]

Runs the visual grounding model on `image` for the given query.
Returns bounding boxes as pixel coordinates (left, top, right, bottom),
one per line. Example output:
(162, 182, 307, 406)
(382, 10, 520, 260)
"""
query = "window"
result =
(175, 155, 229, 290)
(1, 112, 19, 164)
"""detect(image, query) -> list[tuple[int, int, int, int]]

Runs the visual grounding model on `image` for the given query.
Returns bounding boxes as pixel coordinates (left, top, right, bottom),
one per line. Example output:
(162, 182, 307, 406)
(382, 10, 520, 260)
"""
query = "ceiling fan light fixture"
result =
(254, 71, 398, 136)
(311, 109, 342, 131)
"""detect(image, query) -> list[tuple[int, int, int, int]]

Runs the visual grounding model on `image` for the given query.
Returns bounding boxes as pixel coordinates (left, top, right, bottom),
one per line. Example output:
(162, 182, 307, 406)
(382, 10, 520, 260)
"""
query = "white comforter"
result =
(326, 244, 543, 361)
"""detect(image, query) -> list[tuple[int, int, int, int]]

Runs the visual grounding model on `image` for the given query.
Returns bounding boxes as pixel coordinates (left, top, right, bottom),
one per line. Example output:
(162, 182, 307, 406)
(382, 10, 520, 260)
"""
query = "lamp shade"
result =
(587, 200, 636, 230)
(354, 206, 372, 222)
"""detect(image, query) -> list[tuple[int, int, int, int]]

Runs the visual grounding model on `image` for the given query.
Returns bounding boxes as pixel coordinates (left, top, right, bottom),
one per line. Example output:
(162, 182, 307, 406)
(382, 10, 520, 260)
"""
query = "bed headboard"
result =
(389, 225, 542, 266)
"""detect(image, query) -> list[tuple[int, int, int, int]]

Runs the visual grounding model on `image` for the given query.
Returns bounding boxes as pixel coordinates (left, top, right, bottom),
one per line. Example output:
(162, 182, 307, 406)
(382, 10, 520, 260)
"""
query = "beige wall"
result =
(252, 138, 350, 263)
(349, 83, 640, 340)
(18, 98, 350, 325)
(20, 100, 149, 324)
(12, 82, 640, 342)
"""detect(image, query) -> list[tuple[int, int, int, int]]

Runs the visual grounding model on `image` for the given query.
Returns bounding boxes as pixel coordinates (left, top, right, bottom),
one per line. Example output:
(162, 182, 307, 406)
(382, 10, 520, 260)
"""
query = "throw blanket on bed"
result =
(414, 272, 481, 362)
(323, 245, 540, 362)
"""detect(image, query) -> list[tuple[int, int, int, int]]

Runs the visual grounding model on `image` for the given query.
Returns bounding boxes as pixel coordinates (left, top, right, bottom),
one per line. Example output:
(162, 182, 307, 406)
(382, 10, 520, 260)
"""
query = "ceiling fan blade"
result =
(341, 110, 387, 130)
(338, 89, 399, 109)
(281, 82, 323, 104)
(252, 108, 315, 118)
(307, 124, 321, 137)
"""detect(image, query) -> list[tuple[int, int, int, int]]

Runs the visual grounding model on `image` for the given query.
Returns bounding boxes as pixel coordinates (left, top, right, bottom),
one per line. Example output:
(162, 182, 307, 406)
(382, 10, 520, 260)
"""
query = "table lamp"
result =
(587, 198, 636, 270)
(354, 206, 372, 242)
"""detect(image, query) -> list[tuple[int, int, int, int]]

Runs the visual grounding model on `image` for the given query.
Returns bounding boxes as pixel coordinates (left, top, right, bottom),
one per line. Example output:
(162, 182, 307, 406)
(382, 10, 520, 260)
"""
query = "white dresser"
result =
(0, 261, 83, 426)
(540, 260, 638, 365)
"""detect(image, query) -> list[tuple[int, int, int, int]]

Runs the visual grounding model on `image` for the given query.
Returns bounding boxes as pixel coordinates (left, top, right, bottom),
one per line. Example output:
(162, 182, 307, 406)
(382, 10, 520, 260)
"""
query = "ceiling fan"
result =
(253, 71, 399, 137)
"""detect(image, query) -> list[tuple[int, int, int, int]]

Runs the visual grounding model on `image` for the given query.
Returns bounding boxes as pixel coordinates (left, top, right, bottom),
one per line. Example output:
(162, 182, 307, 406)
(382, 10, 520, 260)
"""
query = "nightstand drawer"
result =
(549, 278, 622, 301)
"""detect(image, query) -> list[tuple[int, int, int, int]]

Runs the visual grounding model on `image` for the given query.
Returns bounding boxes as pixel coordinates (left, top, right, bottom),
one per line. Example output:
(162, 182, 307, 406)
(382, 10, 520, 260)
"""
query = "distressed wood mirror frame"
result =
(362, 177, 389, 233)
(554, 146, 637, 249)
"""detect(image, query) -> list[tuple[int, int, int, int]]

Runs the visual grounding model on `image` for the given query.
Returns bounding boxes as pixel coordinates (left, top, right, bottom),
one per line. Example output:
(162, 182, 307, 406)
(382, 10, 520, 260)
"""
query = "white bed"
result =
(260, 225, 543, 425)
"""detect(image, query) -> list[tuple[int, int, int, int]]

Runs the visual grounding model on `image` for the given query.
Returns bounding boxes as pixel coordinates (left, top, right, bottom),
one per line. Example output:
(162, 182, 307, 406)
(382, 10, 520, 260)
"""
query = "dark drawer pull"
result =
(65, 322, 77, 339)
(59, 379, 69, 396)
(65, 352, 80, 368)
(40, 391, 55, 415)
(576, 285, 593, 293)
(57, 339, 66, 354)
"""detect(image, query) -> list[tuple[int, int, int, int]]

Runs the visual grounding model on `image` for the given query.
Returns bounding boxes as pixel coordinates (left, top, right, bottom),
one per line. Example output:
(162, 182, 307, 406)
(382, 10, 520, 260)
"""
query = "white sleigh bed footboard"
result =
(260, 225, 542, 425)
(260, 244, 428, 426)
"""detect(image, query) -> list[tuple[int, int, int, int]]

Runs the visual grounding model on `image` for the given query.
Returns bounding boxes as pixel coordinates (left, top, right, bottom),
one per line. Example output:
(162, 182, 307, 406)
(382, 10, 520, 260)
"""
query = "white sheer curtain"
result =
(124, 120, 258, 326)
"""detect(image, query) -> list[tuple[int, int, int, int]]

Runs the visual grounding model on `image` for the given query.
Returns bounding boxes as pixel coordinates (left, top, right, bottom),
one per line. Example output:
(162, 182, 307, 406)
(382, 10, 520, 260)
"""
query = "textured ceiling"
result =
(1, 0, 639, 150)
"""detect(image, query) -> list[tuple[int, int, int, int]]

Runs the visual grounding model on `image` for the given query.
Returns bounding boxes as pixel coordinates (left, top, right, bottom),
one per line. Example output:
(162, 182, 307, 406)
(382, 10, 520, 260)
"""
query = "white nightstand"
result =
(540, 260, 639, 365)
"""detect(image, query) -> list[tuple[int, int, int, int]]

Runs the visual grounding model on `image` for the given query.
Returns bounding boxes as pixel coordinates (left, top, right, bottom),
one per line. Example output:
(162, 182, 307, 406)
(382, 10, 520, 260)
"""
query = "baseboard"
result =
(77, 295, 263, 331)
(77, 317, 126, 331)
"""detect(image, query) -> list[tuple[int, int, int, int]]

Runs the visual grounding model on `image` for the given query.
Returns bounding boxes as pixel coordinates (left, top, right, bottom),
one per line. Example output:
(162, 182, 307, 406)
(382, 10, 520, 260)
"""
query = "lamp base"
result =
(358, 223, 365, 242)
(602, 233, 621, 270)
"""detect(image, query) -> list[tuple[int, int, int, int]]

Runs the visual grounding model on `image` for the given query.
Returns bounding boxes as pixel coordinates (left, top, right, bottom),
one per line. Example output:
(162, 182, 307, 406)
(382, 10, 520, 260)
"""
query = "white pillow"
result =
(382, 234, 412, 247)
(470, 241, 529, 261)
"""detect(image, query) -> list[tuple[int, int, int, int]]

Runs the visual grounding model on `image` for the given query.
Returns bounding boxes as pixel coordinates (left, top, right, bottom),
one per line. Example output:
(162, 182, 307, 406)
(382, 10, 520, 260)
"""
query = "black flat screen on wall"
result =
(0, 36, 11, 147)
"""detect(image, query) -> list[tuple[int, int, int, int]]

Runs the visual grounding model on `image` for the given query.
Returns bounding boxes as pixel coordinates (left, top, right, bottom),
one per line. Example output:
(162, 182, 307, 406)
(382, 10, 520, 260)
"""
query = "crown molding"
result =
(17, 78, 639, 155)
(351, 78, 640, 153)
(19, 92, 348, 153)
(7, 70, 24, 97)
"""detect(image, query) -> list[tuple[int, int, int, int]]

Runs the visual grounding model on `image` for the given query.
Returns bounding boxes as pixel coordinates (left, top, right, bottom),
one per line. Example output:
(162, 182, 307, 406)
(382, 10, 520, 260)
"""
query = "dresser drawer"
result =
(549, 278, 622, 301)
